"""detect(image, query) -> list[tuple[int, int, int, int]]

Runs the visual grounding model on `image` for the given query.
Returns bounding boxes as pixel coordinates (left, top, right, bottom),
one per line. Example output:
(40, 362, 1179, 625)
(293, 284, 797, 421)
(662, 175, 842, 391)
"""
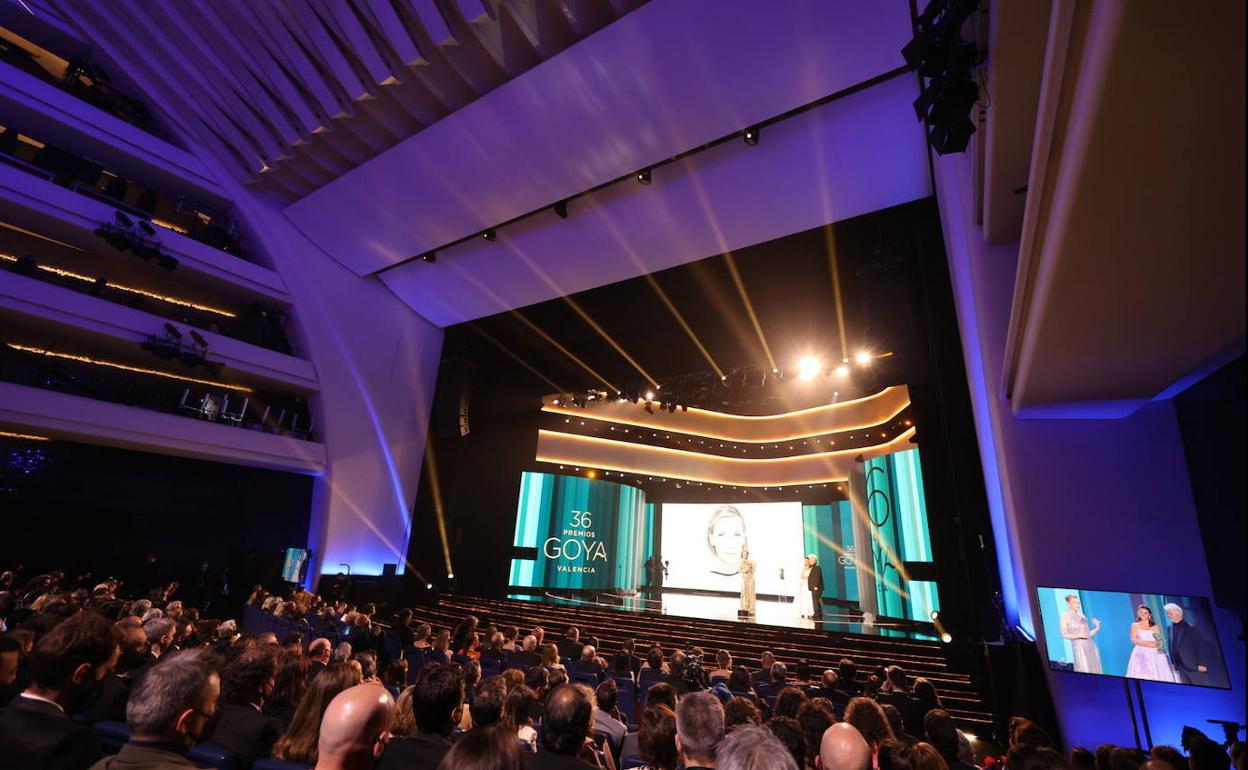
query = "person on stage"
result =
(1125, 605, 1175, 682)
(739, 548, 756, 617)
(1059, 594, 1103, 674)
(795, 558, 815, 619)
(1164, 603, 1212, 686)
(644, 554, 666, 603)
(806, 555, 824, 621)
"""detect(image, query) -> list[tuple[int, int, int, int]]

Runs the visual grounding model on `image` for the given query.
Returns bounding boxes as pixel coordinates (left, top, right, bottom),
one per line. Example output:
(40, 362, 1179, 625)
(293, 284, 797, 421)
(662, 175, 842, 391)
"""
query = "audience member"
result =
(541, 644, 566, 672)
(308, 638, 332, 681)
(646, 682, 678, 711)
(513, 636, 542, 668)
(0, 635, 20, 705)
(266, 649, 309, 727)
(842, 698, 893, 753)
(837, 661, 861, 697)
(727, 667, 754, 695)
(313, 684, 395, 770)
(91, 648, 219, 769)
(525, 683, 599, 770)
(0, 612, 121, 770)
(471, 676, 509, 729)
(766, 716, 807, 769)
(751, 653, 776, 689)
(818, 723, 873, 770)
(676, 690, 725, 770)
(883, 704, 917, 747)
(556, 627, 583, 663)
(378, 664, 464, 770)
(724, 696, 763, 731)
(637, 705, 679, 770)
(796, 700, 837, 768)
(1149, 747, 1185, 770)
(444, 724, 524, 770)
(775, 686, 807, 719)
(83, 618, 148, 724)
(886, 740, 952, 770)
(571, 645, 607, 685)
(208, 648, 282, 764)
(924, 710, 976, 770)
(594, 678, 628, 752)
(273, 661, 364, 763)
(1009, 718, 1054, 749)
(1188, 739, 1230, 770)
(718, 724, 799, 770)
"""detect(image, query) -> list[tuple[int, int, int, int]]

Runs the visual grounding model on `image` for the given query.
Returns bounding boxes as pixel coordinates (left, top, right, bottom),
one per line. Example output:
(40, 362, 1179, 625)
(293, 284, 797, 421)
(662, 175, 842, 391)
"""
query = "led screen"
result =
(1037, 587, 1229, 689)
(659, 502, 806, 596)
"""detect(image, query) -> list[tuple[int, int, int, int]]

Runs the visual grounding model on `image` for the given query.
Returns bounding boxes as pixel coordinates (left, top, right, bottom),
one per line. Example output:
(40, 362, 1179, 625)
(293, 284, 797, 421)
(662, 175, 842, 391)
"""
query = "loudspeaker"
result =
(381, 563, 397, 578)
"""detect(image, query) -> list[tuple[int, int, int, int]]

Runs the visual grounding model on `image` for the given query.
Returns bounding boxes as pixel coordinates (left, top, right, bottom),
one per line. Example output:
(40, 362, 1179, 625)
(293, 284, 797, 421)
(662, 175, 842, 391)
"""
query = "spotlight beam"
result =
(559, 294, 659, 390)
(467, 323, 565, 394)
(422, 442, 455, 579)
(722, 251, 777, 372)
(508, 310, 617, 393)
(642, 273, 725, 380)
(823, 225, 850, 363)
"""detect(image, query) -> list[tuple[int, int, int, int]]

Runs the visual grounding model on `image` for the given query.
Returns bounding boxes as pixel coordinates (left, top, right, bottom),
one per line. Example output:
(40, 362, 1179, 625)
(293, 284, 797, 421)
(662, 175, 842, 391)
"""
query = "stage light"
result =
(743, 126, 760, 146)
(930, 610, 940, 621)
(421, 251, 437, 263)
(163, 322, 182, 340)
(189, 330, 208, 348)
(644, 390, 655, 401)
(835, 365, 850, 377)
(482, 229, 497, 242)
(854, 351, 873, 365)
(447, 572, 454, 580)
(554, 200, 569, 219)
(426, 583, 433, 590)
(636, 168, 652, 185)
(941, 632, 953, 644)
(797, 356, 821, 381)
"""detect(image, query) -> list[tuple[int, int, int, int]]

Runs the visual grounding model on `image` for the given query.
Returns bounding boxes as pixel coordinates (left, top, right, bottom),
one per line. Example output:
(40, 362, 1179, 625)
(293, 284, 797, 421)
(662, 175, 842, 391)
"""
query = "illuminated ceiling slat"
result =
(535, 427, 917, 487)
(542, 385, 911, 443)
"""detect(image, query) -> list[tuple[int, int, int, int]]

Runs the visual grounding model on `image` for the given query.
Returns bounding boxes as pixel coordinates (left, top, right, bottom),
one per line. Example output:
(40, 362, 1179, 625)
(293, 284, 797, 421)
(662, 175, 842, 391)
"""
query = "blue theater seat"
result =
(94, 721, 130, 755)
(189, 742, 244, 770)
(612, 677, 637, 729)
(254, 759, 314, 770)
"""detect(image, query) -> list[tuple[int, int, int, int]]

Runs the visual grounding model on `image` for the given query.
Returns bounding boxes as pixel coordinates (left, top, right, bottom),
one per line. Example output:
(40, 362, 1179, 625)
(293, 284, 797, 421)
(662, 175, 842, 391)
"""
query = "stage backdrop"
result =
(509, 471, 650, 591)
(660, 502, 806, 596)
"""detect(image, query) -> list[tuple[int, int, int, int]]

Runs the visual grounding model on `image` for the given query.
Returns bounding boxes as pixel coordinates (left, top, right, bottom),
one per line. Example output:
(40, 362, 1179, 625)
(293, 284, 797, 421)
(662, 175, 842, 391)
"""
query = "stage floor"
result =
(510, 590, 935, 640)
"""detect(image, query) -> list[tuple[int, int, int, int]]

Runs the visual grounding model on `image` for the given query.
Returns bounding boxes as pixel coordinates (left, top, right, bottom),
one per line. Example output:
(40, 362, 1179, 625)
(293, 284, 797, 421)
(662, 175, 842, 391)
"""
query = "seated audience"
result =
(843, 698, 894, 756)
(308, 638, 332, 682)
(557, 627, 583, 663)
(525, 666, 550, 699)
(0, 612, 121, 770)
(443, 724, 523, 770)
(882, 704, 917, 747)
(594, 679, 628, 751)
(611, 639, 640, 680)
(775, 687, 807, 719)
(646, 682, 678, 711)
(502, 684, 540, 752)
(837, 660, 862, 697)
(470, 675, 509, 730)
(313, 684, 395, 770)
(708, 650, 734, 681)
(378, 664, 464, 770)
(208, 648, 282, 764)
(389, 685, 417, 738)
(763, 713, 803, 768)
(885, 740, 952, 770)
(570, 645, 607, 684)
(266, 649, 309, 727)
(83, 618, 148, 724)
(876, 667, 925, 738)
(796, 700, 837, 768)
(751, 653, 777, 689)
(0, 635, 20, 706)
(718, 724, 799, 770)
(727, 667, 754, 695)
(758, 662, 788, 701)
(819, 723, 873, 770)
(1148, 746, 1185, 770)
(925, 710, 977, 770)
(512, 636, 542, 668)
(642, 646, 669, 675)
(676, 691, 725, 770)
(1187, 739, 1231, 770)
(524, 683, 598, 770)
(481, 632, 510, 667)
(93, 648, 219, 769)
(1110, 748, 1148, 770)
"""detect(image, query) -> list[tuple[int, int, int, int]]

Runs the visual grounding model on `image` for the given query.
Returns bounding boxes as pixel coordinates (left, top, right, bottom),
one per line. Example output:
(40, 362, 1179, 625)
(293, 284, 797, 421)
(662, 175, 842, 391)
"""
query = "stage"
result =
(508, 588, 939, 640)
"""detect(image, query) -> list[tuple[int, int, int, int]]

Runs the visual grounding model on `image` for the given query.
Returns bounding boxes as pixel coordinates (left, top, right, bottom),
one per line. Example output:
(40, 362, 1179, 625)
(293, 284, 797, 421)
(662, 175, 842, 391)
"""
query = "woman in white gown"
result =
(1126, 605, 1176, 682)
(795, 558, 815, 619)
(1059, 594, 1103, 674)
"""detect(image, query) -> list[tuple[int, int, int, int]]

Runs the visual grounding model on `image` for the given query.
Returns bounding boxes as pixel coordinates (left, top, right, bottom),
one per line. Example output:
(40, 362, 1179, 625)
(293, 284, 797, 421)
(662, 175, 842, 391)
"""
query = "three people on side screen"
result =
(1060, 594, 1213, 684)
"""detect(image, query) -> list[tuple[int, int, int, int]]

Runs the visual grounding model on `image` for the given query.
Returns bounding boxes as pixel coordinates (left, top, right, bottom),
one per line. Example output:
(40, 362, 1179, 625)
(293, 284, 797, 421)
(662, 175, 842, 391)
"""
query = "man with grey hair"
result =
(751, 652, 776, 689)
(676, 690, 725, 769)
(806, 555, 824, 621)
(717, 725, 798, 770)
(89, 649, 220, 769)
(308, 638, 332, 683)
(1163, 603, 1212, 686)
(512, 635, 541, 668)
(129, 617, 176, 683)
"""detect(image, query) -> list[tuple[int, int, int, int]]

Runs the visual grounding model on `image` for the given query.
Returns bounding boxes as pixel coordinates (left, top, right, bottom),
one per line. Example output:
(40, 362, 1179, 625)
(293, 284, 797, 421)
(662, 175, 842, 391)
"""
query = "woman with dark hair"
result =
(612, 638, 640, 680)
(264, 649, 309, 727)
(440, 724, 522, 770)
(272, 661, 364, 763)
(886, 741, 951, 770)
(727, 666, 754, 694)
(1126, 605, 1176, 682)
(844, 697, 895, 753)
(773, 687, 807, 720)
(724, 696, 763, 731)
(501, 685, 541, 751)
(636, 705, 679, 770)
(642, 645, 668, 674)
(913, 678, 941, 712)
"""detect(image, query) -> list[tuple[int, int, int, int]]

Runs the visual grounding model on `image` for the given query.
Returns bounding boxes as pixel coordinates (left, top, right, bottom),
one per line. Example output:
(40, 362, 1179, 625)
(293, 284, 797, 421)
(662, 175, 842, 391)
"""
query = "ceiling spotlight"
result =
(163, 322, 183, 340)
(189, 330, 208, 348)
(425, 583, 433, 590)
(636, 168, 652, 185)
(743, 126, 760, 146)
(854, 351, 874, 365)
(421, 251, 437, 263)
(835, 365, 850, 377)
(940, 632, 953, 644)
(644, 390, 655, 401)
(482, 229, 497, 242)
(447, 573, 454, 580)
(930, 610, 940, 621)
(797, 356, 821, 381)
(554, 200, 569, 219)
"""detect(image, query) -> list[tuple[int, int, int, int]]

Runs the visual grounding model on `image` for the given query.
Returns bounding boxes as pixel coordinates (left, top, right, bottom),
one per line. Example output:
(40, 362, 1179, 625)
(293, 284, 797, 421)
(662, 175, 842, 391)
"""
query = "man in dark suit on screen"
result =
(807, 555, 825, 621)
(1165, 603, 1212, 686)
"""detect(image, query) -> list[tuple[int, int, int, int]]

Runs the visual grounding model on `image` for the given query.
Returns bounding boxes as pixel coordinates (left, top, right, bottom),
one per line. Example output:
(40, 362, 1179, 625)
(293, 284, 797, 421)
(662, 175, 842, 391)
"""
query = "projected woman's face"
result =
(709, 513, 746, 571)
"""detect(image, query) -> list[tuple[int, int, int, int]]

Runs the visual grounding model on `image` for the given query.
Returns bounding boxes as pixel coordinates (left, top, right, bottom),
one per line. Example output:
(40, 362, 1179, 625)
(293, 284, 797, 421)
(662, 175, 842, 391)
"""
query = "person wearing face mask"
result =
(0, 612, 122, 770)
(207, 648, 282, 764)
(88, 649, 221, 769)
(85, 619, 152, 725)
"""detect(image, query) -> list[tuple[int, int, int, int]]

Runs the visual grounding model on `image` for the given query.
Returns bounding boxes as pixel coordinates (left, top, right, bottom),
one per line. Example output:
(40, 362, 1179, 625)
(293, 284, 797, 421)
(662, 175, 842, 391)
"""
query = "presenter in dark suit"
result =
(1164, 603, 1211, 686)
(806, 555, 825, 621)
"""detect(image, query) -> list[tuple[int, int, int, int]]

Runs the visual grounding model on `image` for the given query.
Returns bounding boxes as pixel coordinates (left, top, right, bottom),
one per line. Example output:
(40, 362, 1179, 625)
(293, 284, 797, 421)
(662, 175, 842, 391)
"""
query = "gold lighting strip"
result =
(5, 343, 252, 393)
(535, 427, 916, 487)
(1, 253, 236, 318)
(0, 430, 51, 441)
(542, 386, 911, 443)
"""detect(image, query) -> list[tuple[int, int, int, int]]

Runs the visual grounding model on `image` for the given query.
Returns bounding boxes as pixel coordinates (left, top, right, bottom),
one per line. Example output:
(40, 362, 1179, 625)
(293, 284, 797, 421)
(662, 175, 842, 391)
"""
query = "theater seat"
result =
(190, 742, 244, 770)
(621, 756, 646, 769)
(94, 721, 130, 755)
(254, 759, 314, 770)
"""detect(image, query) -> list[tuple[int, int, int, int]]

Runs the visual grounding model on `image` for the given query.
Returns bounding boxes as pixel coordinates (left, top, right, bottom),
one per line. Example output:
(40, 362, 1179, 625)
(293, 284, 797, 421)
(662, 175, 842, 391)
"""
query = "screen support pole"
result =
(1134, 681, 1154, 749)
(1124, 679, 1142, 749)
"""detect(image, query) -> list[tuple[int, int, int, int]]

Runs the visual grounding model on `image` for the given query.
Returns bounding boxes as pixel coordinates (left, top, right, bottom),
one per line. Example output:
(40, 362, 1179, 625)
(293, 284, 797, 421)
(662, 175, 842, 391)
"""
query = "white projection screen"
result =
(660, 502, 806, 595)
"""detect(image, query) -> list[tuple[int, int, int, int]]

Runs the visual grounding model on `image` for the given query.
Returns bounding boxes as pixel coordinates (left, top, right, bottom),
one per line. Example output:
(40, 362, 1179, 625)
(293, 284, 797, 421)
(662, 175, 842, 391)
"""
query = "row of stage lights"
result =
(549, 464, 848, 495)
(411, 125, 769, 265)
(555, 416, 915, 457)
(552, 350, 887, 414)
